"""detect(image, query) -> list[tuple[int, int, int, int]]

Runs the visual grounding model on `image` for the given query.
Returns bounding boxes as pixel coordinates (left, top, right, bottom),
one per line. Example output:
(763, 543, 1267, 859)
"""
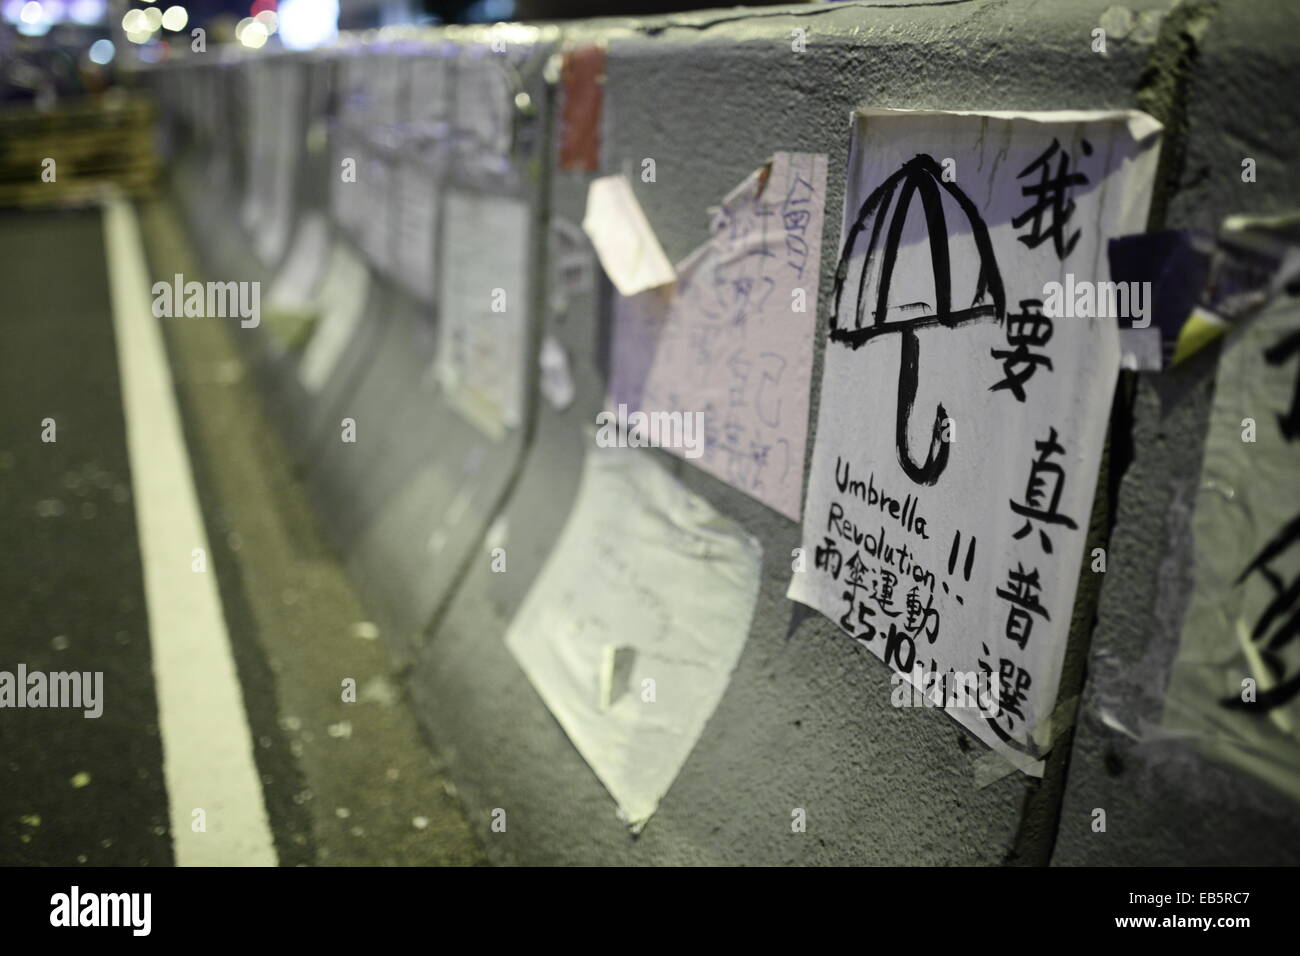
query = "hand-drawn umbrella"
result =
(829, 154, 1006, 486)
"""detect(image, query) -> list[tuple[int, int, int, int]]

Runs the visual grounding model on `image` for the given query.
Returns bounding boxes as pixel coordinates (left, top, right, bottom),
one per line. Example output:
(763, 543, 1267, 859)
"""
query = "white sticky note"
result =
(609, 152, 829, 520)
(505, 440, 762, 829)
(582, 174, 676, 297)
(435, 191, 531, 438)
(788, 109, 1162, 773)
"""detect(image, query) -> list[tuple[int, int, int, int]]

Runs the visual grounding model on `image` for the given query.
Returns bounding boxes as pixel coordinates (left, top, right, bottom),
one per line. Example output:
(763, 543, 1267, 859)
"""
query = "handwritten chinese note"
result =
(505, 440, 763, 829)
(1163, 295, 1300, 801)
(788, 110, 1161, 771)
(610, 152, 828, 520)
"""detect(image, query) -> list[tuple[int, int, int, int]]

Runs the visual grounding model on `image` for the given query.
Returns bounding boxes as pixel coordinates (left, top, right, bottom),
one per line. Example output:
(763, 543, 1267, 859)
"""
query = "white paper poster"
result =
(1163, 295, 1300, 801)
(610, 152, 828, 520)
(393, 161, 440, 304)
(506, 440, 763, 828)
(360, 155, 394, 272)
(435, 191, 530, 438)
(409, 55, 451, 130)
(455, 55, 511, 157)
(788, 109, 1162, 772)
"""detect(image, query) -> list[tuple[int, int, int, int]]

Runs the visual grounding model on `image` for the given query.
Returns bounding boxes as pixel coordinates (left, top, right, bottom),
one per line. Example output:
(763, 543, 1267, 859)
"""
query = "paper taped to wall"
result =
(505, 440, 763, 829)
(1162, 293, 1300, 803)
(393, 160, 441, 304)
(610, 151, 828, 520)
(435, 191, 531, 439)
(582, 174, 675, 297)
(788, 108, 1161, 772)
(558, 45, 605, 172)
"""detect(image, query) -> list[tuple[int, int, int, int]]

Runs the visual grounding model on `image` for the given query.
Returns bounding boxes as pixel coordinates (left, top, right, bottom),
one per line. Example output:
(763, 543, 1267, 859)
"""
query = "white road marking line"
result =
(103, 194, 278, 866)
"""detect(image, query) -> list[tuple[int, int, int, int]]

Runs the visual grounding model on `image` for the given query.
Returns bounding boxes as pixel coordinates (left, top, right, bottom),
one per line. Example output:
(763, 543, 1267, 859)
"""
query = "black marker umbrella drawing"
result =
(830, 154, 1007, 486)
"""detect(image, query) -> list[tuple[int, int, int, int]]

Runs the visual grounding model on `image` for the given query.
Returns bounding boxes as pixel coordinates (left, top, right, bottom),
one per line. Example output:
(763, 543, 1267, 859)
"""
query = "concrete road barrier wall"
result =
(147, 1, 1300, 865)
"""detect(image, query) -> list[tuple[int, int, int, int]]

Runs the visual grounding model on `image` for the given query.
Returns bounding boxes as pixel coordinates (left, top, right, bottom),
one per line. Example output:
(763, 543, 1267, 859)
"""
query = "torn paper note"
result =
(1162, 293, 1300, 803)
(435, 191, 530, 439)
(610, 152, 828, 520)
(582, 174, 675, 297)
(505, 439, 762, 828)
(787, 109, 1162, 773)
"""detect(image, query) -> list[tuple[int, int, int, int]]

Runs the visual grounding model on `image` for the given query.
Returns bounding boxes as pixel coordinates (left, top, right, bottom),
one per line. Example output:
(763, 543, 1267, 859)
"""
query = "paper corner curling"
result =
(581, 174, 676, 298)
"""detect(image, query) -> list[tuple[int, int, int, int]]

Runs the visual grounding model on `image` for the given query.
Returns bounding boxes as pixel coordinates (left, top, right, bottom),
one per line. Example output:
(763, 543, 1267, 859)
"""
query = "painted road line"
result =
(102, 194, 278, 866)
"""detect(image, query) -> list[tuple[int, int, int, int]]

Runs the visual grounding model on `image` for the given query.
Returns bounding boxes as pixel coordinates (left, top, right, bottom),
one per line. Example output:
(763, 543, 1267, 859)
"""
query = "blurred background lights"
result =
(88, 37, 114, 64)
(15, 0, 49, 34)
(161, 4, 185, 30)
(253, 8, 276, 33)
(121, 7, 144, 30)
(4, 0, 104, 22)
(142, 6, 161, 29)
(277, 0, 337, 51)
(67, 0, 104, 23)
(238, 18, 267, 48)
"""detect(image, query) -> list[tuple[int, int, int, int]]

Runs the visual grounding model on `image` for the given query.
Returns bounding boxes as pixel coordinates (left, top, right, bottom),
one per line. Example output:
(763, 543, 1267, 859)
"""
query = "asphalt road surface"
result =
(0, 200, 485, 866)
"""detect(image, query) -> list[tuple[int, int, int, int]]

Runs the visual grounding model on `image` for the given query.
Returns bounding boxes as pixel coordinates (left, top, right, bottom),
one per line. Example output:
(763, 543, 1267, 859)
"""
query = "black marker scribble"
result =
(830, 154, 1005, 485)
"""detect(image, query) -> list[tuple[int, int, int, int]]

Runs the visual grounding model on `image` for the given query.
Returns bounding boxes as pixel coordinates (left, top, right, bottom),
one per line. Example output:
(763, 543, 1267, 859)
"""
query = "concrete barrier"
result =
(148, 1, 1300, 865)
